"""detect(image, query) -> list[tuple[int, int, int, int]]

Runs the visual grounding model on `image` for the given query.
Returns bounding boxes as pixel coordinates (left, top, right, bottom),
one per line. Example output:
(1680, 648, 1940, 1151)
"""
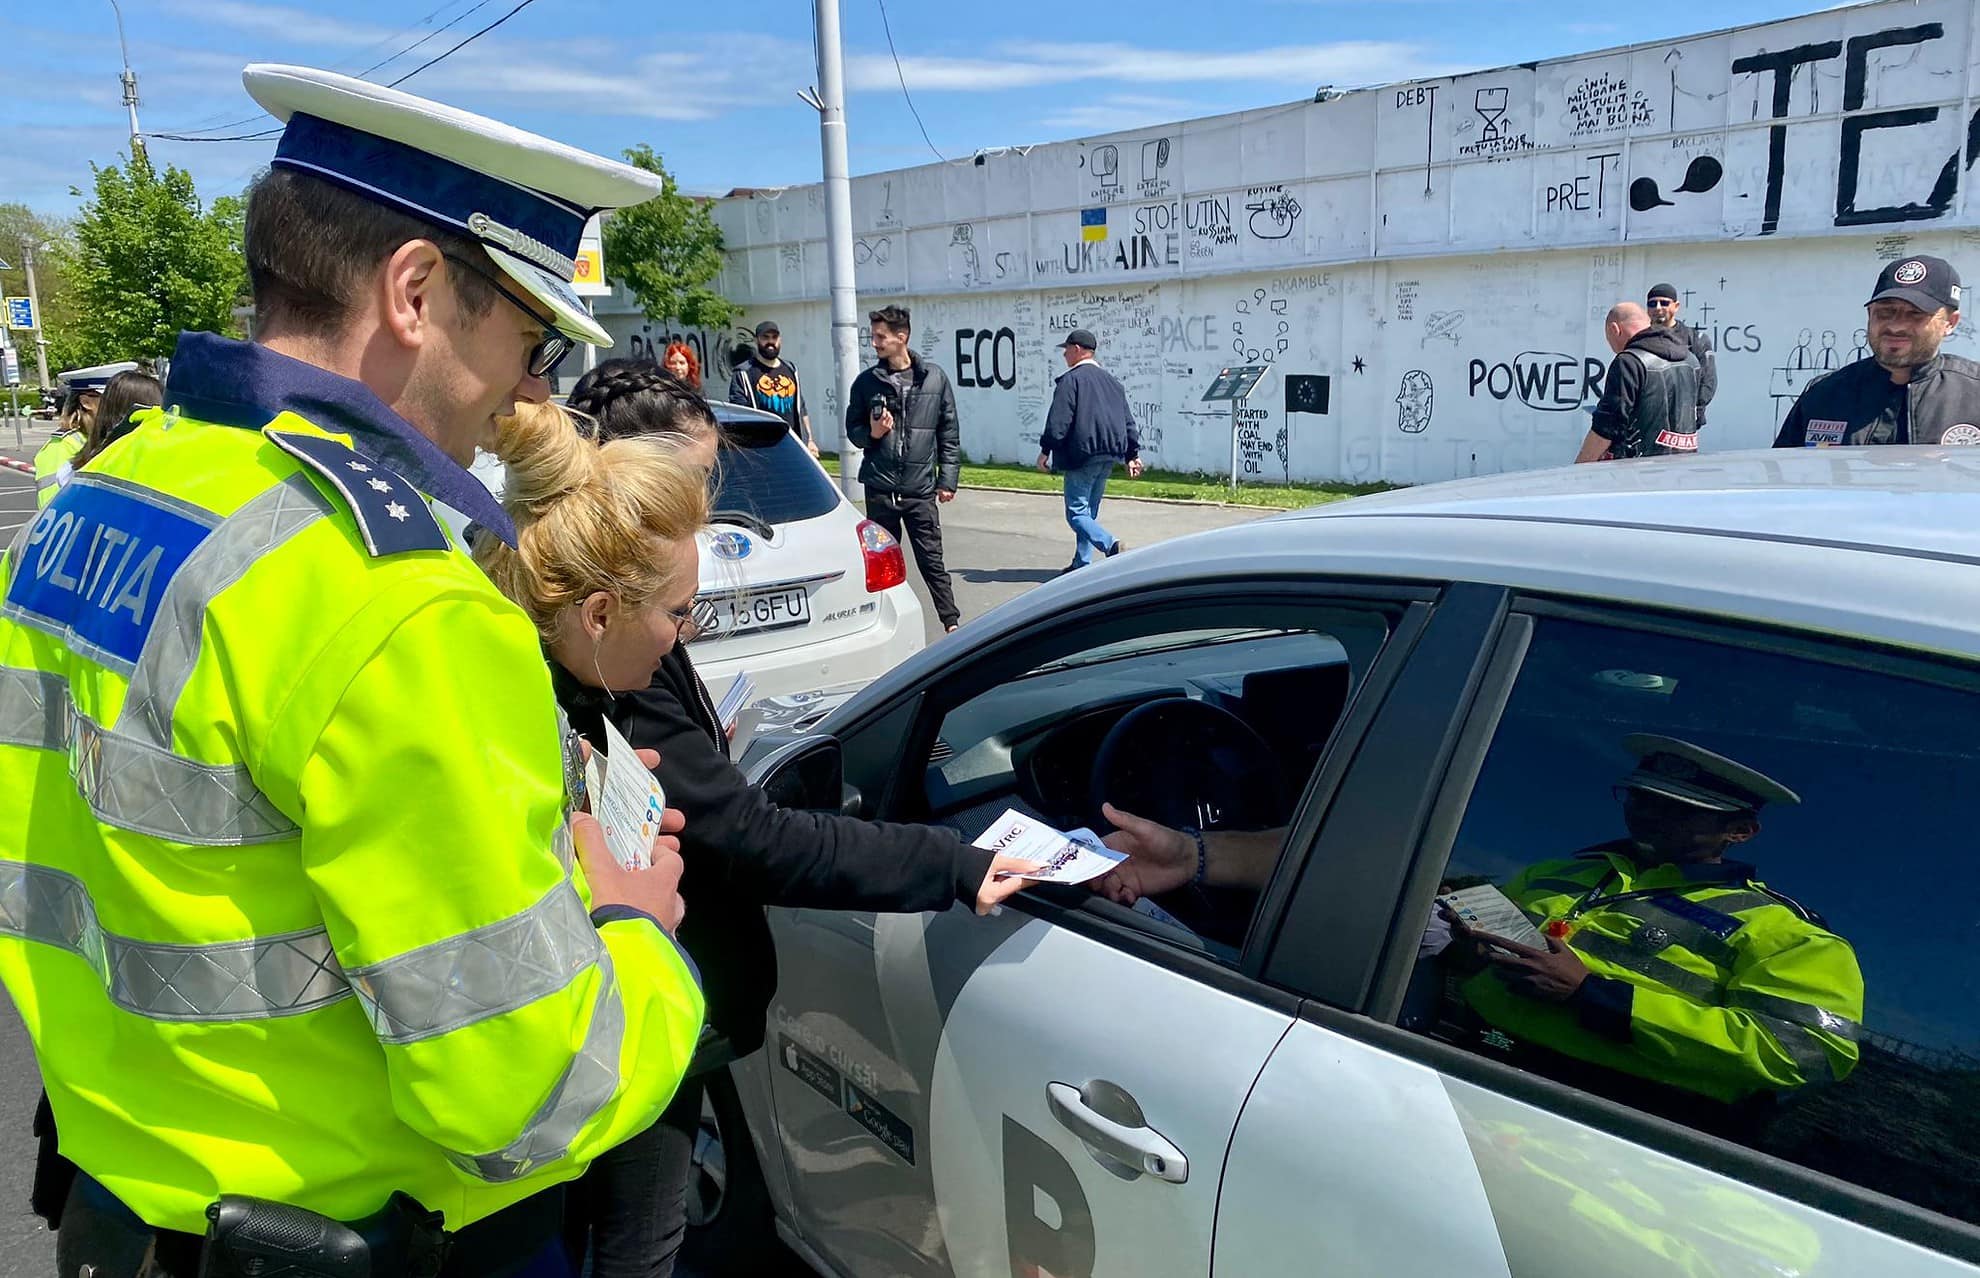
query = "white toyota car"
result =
(460, 400, 923, 719)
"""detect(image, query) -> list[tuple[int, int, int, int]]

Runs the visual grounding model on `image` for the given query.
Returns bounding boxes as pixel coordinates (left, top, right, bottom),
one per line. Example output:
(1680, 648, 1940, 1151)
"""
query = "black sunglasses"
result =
(442, 252, 574, 379)
(1646, 298, 1677, 308)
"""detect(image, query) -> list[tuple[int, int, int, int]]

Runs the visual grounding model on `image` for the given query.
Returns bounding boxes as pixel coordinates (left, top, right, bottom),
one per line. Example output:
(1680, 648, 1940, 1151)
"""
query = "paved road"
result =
(0, 468, 1265, 1274)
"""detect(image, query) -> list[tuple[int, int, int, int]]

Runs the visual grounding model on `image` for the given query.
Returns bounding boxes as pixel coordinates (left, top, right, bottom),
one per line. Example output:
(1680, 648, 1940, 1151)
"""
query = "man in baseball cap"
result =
(1644, 283, 1716, 429)
(727, 318, 817, 455)
(1776, 253, 1980, 447)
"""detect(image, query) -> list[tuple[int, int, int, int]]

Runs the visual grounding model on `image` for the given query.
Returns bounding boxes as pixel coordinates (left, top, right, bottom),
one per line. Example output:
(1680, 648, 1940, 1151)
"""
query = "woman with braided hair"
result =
(550, 358, 1037, 1277)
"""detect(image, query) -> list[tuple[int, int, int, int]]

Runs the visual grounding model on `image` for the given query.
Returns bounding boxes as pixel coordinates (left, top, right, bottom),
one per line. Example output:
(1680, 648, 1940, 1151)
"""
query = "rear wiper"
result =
(709, 509, 775, 538)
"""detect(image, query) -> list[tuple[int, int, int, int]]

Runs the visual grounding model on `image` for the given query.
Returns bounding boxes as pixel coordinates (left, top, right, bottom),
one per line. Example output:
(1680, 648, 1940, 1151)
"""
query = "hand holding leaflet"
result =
(591, 715, 670, 871)
(975, 810, 1127, 885)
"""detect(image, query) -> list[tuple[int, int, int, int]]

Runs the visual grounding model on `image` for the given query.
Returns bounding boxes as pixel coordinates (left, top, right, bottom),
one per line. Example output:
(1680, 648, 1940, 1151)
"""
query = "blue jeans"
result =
(1063, 457, 1118, 565)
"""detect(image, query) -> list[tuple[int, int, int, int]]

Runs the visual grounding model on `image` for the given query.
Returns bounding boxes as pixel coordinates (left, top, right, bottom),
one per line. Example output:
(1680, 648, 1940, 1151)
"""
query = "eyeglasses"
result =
(663, 598, 721, 644)
(1646, 299, 1677, 309)
(441, 252, 574, 379)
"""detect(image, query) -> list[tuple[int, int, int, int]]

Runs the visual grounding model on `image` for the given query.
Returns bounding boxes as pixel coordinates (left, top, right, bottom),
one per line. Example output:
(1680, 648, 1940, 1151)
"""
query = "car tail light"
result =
(858, 519, 907, 592)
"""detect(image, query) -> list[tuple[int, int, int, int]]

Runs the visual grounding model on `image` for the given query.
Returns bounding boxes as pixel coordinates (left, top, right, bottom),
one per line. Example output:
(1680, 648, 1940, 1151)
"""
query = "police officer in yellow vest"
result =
(32, 363, 135, 507)
(0, 66, 704, 1276)
(1451, 735, 1863, 1117)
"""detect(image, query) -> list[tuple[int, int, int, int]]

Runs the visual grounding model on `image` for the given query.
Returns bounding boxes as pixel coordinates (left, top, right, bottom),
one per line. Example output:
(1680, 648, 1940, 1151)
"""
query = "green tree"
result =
(0, 205, 86, 382)
(601, 144, 734, 330)
(67, 152, 248, 364)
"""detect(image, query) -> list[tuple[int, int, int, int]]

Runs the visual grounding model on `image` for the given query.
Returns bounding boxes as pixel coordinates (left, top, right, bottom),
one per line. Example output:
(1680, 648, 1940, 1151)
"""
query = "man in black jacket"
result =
(1774, 255, 1980, 447)
(1037, 328, 1143, 571)
(1646, 283, 1716, 428)
(1575, 302, 1701, 462)
(847, 305, 963, 631)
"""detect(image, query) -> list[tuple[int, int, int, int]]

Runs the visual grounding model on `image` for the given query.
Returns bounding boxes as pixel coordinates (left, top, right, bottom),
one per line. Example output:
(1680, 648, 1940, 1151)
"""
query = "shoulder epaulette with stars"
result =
(264, 428, 450, 557)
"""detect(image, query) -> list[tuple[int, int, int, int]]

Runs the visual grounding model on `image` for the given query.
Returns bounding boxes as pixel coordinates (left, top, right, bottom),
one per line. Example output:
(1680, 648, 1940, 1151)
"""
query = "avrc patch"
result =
(266, 429, 449, 556)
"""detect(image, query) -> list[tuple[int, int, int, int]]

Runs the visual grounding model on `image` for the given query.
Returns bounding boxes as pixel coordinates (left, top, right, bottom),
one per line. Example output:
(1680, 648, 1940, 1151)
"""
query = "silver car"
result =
(688, 448, 1980, 1277)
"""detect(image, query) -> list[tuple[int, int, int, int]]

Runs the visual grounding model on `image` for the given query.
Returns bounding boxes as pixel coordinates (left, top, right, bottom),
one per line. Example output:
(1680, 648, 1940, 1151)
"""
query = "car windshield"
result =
(711, 415, 841, 528)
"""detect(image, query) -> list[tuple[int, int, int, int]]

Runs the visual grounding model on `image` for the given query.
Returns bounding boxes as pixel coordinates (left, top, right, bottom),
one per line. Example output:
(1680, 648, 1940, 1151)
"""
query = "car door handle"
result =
(1046, 1081, 1188, 1184)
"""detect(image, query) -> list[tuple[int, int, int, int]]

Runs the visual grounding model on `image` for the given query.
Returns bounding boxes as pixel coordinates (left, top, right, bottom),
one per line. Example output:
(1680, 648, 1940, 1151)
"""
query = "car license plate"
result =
(701, 586, 810, 638)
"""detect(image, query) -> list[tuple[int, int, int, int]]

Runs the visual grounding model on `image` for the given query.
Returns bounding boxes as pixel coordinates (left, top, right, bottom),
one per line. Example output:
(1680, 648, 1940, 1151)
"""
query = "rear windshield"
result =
(711, 418, 842, 526)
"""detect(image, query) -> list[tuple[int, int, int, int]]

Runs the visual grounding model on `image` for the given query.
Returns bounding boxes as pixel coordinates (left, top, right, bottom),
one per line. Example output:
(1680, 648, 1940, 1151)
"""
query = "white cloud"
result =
(846, 39, 1459, 94)
(152, 0, 395, 48)
(1037, 95, 1201, 133)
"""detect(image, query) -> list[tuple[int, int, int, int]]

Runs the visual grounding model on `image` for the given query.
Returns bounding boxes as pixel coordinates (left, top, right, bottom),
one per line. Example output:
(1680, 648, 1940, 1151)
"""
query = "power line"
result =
(146, 0, 545, 143)
(151, 0, 483, 137)
(873, 0, 946, 163)
(355, 0, 502, 80)
(387, 0, 542, 87)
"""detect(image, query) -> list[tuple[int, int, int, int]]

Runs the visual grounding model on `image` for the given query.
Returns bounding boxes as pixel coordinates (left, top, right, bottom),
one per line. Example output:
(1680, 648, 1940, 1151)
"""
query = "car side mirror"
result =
(751, 735, 848, 812)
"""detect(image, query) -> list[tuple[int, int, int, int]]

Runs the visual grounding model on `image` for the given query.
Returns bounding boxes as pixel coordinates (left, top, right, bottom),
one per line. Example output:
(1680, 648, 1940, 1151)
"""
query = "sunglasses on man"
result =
(442, 252, 574, 379)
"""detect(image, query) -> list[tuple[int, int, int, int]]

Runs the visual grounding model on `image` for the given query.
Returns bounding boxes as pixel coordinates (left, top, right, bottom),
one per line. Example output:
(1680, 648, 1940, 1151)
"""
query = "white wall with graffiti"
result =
(605, 0, 1980, 484)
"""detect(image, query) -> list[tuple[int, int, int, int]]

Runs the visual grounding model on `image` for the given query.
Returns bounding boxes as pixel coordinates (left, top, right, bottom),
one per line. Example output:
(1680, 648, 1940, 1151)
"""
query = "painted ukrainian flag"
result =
(1080, 207, 1107, 242)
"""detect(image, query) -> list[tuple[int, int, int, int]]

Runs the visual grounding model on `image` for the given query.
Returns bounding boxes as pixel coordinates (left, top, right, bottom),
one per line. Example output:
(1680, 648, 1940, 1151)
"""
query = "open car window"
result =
(918, 602, 1397, 959)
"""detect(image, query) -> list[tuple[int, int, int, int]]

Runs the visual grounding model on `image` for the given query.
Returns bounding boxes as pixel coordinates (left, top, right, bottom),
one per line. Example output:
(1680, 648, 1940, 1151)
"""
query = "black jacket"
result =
(1040, 360, 1141, 471)
(551, 649, 993, 1054)
(1590, 327, 1701, 458)
(1670, 320, 1717, 426)
(845, 354, 962, 497)
(1773, 353, 1980, 447)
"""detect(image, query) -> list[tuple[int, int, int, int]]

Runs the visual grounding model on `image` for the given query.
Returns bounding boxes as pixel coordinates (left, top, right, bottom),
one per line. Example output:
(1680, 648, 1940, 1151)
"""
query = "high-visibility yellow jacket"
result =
(0, 333, 703, 1234)
(32, 430, 84, 508)
(1461, 845, 1863, 1104)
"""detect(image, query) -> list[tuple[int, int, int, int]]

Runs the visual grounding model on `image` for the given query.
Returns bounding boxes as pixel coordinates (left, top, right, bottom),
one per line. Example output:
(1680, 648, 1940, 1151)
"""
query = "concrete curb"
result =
(958, 482, 1286, 512)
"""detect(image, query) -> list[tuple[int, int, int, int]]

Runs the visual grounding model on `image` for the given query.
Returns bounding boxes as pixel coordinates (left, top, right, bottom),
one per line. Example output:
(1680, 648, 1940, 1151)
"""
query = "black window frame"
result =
(1275, 589, 1980, 1266)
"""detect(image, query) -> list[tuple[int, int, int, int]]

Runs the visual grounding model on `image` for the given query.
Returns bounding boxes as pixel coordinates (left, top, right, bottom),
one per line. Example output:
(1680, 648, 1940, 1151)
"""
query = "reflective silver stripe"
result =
(118, 475, 330, 747)
(1699, 890, 1778, 916)
(1604, 898, 1738, 967)
(1751, 1016, 1840, 1084)
(448, 952, 626, 1183)
(346, 880, 602, 1046)
(0, 859, 350, 1020)
(1730, 989, 1861, 1042)
(35, 474, 57, 492)
(1572, 932, 1724, 1004)
(0, 667, 64, 750)
(70, 709, 298, 846)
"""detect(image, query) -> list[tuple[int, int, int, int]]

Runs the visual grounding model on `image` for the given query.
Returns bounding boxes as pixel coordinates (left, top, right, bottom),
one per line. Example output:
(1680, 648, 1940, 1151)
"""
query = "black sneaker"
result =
(1056, 561, 1084, 577)
(1106, 539, 1127, 557)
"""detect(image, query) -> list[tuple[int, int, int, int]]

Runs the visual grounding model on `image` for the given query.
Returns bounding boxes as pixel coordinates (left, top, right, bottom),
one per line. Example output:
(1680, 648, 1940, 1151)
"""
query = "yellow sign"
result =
(571, 246, 606, 294)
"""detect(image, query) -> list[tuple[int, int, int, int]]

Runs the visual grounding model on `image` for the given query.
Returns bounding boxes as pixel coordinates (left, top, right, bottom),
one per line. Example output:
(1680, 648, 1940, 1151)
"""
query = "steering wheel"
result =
(1090, 696, 1288, 832)
(1088, 697, 1290, 939)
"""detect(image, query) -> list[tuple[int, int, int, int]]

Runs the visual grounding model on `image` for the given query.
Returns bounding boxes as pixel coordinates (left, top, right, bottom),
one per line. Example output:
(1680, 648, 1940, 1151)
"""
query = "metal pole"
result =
(582, 299, 599, 377)
(1230, 399, 1240, 491)
(108, 0, 144, 159)
(22, 245, 51, 393)
(810, 0, 863, 503)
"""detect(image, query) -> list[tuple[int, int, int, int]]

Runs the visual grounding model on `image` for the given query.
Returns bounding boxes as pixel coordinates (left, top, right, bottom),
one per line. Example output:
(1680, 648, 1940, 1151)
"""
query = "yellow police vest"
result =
(1461, 850, 1862, 1104)
(0, 404, 703, 1233)
(32, 430, 84, 508)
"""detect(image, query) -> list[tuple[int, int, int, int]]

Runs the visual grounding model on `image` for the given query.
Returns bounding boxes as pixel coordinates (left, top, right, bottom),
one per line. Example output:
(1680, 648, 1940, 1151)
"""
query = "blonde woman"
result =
(480, 395, 1037, 1278)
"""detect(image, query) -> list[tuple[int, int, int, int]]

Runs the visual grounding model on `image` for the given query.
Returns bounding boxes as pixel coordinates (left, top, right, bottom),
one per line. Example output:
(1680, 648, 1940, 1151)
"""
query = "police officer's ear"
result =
(377, 238, 449, 353)
(1722, 812, 1761, 845)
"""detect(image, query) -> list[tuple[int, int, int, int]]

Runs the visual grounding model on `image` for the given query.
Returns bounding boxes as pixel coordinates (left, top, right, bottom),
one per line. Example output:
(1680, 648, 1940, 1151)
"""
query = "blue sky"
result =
(8, 0, 1838, 217)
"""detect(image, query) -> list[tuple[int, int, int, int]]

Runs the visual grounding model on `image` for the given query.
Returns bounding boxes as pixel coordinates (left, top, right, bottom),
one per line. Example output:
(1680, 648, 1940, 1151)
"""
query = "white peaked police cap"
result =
(57, 362, 140, 390)
(242, 64, 661, 346)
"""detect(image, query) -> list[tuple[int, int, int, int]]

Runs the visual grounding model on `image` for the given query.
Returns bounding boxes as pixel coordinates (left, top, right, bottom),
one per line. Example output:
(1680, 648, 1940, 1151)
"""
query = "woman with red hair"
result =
(659, 340, 701, 392)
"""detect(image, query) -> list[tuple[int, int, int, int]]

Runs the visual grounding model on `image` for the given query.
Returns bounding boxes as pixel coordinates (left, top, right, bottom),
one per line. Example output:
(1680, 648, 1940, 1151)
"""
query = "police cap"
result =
(242, 64, 664, 347)
(57, 362, 139, 392)
(1619, 734, 1800, 812)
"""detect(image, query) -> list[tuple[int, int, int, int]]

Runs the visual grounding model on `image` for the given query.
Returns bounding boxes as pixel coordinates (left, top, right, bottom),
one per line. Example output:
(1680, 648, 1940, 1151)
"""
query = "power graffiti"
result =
(1467, 352, 1607, 411)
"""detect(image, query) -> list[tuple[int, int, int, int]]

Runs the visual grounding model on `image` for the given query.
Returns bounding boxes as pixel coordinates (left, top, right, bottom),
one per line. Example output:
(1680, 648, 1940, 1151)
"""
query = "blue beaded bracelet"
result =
(1181, 826, 1208, 887)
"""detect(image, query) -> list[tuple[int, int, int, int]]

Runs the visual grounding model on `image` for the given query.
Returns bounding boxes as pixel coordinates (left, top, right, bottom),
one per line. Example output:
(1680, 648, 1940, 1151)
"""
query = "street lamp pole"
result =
(803, 0, 863, 502)
(22, 244, 52, 393)
(107, 0, 144, 159)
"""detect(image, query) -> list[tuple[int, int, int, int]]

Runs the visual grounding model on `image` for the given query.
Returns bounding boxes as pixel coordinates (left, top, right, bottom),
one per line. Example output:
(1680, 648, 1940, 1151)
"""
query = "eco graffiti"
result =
(955, 327, 1019, 389)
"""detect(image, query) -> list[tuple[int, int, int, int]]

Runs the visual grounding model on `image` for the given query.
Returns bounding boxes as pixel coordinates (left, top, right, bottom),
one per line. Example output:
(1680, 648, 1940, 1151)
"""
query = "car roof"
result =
(964, 448, 1980, 666)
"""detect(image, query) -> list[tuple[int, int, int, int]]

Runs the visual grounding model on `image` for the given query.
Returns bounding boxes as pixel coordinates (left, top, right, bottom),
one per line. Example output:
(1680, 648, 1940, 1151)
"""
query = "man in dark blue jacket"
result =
(1037, 329, 1143, 572)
